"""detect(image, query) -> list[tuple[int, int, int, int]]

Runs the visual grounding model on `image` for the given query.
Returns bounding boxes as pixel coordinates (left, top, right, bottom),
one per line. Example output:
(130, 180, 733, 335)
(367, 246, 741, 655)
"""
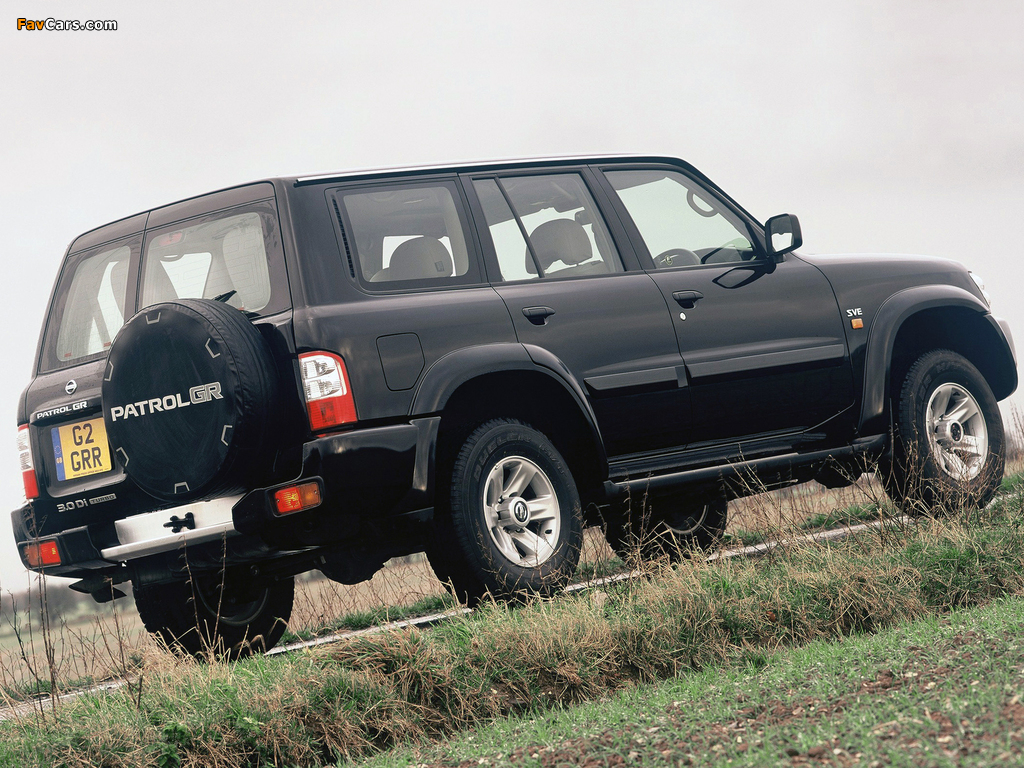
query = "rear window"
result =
(39, 198, 287, 374)
(39, 240, 135, 372)
(141, 210, 273, 312)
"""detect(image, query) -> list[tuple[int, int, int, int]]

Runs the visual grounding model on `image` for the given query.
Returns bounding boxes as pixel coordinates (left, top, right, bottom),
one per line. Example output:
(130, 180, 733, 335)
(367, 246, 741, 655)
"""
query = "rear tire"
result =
(134, 573, 293, 659)
(604, 489, 727, 563)
(881, 349, 1004, 512)
(427, 419, 583, 606)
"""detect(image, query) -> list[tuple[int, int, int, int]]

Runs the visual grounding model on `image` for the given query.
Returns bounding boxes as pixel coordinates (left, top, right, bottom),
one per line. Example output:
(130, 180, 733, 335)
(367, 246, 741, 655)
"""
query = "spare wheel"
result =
(102, 299, 279, 502)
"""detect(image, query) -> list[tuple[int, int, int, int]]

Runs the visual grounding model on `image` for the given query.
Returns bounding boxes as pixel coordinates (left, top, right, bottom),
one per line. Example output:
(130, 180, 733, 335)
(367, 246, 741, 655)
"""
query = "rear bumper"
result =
(13, 416, 441, 573)
(232, 416, 439, 548)
(11, 507, 111, 576)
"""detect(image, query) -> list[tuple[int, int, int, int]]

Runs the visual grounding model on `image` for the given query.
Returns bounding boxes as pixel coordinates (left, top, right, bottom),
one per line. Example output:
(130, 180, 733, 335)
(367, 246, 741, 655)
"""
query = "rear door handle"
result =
(671, 290, 704, 309)
(522, 306, 556, 325)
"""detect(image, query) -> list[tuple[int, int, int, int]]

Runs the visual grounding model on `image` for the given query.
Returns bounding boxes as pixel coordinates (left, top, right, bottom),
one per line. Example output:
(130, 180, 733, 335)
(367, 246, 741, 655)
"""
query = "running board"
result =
(604, 434, 887, 500)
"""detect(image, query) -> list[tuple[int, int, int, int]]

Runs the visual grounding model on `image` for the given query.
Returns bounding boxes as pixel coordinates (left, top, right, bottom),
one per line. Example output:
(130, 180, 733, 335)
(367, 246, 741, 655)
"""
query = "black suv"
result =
(13, 156, 1017, 656)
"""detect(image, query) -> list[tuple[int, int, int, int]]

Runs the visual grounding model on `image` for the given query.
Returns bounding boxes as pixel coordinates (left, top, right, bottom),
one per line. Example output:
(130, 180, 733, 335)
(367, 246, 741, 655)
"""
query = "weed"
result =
(5, 499, 1024, 766)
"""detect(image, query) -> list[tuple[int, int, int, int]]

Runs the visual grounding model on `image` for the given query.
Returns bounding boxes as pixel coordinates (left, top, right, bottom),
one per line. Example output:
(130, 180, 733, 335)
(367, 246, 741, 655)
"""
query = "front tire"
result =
(882, 349, 1004, 512)
(427, 419, 583, 606)
(134, 573, 294, 659)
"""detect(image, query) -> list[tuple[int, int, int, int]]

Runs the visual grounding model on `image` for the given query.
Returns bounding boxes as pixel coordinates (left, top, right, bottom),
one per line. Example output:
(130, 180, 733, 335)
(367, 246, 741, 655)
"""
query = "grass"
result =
(0, 595, 147, 704)
(0, 470, 921, 705)
(722, 501, 886, 549)
(279, 594, 458, 644)
(2, 479, 1024, 766)
(369, 594, 1024, 767)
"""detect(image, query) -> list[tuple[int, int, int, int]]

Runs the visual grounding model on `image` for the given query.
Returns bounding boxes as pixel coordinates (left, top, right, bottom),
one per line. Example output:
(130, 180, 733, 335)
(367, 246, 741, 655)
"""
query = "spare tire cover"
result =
(102, 299, 278, 502)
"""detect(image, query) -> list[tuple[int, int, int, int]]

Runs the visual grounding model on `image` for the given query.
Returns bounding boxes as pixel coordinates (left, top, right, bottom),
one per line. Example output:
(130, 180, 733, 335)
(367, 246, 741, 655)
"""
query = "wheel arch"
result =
(411, 344, 608, 504)
(859, 286, 1017, 435)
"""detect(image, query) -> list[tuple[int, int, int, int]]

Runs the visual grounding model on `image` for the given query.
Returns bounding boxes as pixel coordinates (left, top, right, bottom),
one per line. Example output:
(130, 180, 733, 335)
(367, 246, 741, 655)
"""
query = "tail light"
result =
(17, 425, 39, 499)
(23, 540, 61, 568)
(273, 481, 322, 515)
(299, 351, 357, 431)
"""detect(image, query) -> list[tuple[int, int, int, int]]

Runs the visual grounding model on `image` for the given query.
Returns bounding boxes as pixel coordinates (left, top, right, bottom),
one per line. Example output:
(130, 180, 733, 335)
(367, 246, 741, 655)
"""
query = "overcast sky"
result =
(2, 0, 1023, 589)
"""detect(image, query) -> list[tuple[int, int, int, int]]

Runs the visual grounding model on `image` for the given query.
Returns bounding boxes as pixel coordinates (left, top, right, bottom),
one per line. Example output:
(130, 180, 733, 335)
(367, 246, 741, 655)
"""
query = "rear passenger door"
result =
(463, 170, 692, 457)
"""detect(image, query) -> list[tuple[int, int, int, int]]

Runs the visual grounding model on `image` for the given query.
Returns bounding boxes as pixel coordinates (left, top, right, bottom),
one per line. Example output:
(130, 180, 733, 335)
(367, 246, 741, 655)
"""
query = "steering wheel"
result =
(653, 248, 700, 268)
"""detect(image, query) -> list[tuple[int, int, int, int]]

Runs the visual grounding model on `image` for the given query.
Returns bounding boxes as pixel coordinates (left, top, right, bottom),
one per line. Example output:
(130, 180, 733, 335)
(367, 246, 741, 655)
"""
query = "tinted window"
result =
(42, 242, 132, 370)
(336, 182, 474, 287)
(141, 210, 273, 312)
(484, 174, 623, 280)
(606, 170, 757, 268)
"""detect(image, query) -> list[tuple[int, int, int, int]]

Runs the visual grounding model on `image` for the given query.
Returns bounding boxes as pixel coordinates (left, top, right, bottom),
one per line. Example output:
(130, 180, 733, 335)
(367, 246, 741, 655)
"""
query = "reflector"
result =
(273, 482, 322, 515)
(24, 540, 61, 568)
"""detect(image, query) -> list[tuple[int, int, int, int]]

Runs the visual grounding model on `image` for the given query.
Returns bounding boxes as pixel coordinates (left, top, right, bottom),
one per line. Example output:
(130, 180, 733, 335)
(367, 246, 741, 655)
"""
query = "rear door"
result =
(23, 184, 292, 534)
(463, 169, 691, 457)
(23, 218, 143, 533)
(598, 165, 854, 448)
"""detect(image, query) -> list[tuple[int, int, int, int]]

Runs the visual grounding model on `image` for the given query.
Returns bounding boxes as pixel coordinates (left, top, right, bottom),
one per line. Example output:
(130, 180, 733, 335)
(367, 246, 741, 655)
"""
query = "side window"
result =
(335, 182, 475, 287)
(471, 179, 535, 282)
(44, 243, 132, 369)
(605, 170, 758, 269)
(141, 210, 273, 312)
(476, 173, 623, 281)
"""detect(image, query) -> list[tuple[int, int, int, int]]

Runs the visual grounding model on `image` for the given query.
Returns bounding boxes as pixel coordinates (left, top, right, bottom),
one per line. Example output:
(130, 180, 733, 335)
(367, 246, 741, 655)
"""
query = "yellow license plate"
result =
(51, 417, 112, 482)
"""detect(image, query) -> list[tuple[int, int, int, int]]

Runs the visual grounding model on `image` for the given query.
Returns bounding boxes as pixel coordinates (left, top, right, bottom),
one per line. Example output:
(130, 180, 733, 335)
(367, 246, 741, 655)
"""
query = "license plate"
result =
(51, 417, 112, 481)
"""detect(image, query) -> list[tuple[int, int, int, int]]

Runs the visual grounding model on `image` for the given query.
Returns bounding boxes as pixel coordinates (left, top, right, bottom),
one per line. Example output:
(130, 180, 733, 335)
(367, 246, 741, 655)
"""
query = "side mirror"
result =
(765, 213, 803, 260)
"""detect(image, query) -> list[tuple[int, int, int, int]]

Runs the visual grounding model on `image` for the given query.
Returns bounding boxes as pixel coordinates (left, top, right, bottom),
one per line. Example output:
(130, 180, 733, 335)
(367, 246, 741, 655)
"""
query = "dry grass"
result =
(5, 487, 1024, 767)
(0, 584, 147, 705)
(0, 526, 622, 704)
(3, 430, 1022, 765)
(3, 453, 1013, 710)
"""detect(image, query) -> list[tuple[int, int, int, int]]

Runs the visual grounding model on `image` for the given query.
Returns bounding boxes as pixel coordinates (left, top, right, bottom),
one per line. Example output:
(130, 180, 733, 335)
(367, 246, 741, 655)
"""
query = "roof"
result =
(292, 154, 690, 186)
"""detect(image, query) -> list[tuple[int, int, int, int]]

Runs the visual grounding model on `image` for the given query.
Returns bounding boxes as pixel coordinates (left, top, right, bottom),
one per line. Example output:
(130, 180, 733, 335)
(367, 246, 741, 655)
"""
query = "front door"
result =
(600, 166, 855, 448)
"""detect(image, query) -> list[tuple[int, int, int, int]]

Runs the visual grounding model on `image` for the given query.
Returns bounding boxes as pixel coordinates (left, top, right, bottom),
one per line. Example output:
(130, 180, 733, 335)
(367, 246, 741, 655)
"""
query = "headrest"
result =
(526, 219, 592, 275)
(388, 236, 454, 281)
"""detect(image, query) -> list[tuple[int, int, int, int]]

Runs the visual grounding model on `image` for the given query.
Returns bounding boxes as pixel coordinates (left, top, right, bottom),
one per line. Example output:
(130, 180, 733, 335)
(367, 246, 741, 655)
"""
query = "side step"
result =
(604, 434, 887, 500)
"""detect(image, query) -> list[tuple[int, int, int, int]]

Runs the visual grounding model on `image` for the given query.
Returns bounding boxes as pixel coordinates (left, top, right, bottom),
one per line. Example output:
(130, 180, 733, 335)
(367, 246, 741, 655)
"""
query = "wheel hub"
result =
(511, 499, 530, 525)
(935, 419, 965, 446)
(926, 382, 988, 480)
(482, 455, 561, 567)
(494, 497, 532, 528)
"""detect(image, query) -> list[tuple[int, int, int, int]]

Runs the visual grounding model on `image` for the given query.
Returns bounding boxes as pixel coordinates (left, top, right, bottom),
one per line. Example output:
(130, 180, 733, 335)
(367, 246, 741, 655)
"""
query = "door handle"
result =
(671, 290, 704, 309)
(522, 306, 556, 325)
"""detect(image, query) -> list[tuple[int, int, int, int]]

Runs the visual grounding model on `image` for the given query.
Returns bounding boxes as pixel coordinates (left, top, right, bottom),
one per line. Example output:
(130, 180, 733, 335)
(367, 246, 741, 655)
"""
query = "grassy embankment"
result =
(373, 595, 1024, 767)
(1, 471, 1023, 767)
(0, 465, 917, 703)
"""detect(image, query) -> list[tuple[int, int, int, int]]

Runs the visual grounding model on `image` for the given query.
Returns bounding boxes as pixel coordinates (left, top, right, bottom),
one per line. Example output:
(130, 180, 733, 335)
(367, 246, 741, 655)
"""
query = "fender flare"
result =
(409, 341, 607, 470)
(858, 284, 997, 434)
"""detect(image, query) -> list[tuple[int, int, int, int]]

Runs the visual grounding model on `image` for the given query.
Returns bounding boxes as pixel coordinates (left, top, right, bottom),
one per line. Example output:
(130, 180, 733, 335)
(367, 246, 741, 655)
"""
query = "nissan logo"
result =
(65, 380, 78, 395)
